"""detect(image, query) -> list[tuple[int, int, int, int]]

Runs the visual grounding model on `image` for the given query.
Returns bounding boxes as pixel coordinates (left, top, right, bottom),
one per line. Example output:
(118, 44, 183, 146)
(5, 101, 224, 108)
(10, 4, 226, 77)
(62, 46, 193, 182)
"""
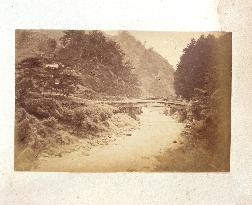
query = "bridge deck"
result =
(96, 99, 188, 107)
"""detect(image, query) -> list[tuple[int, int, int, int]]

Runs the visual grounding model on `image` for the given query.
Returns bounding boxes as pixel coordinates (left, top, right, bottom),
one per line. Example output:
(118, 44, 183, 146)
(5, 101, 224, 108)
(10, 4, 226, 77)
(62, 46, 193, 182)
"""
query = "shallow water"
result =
(34, 105, 184, 172)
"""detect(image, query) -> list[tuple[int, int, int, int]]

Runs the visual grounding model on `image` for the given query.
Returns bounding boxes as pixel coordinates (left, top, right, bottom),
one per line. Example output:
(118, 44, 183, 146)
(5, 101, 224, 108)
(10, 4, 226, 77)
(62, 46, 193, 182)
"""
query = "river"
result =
(33, 105, 185, 172)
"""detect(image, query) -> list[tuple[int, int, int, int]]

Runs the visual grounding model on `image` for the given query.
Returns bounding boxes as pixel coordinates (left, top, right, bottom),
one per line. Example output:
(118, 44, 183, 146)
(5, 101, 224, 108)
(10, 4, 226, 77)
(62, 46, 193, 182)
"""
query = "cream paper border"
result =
(0, 0, 252, 204)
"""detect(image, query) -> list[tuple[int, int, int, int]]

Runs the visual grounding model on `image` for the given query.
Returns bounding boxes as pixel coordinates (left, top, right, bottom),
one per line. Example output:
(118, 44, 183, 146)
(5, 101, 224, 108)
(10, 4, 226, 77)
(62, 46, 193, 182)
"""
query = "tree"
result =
(174, 33, 231, 127)
(174, 35, 218, 100)
(16, 57, 81, 104)
(57, 30, 141, 97)
(173, 33, 231, 170)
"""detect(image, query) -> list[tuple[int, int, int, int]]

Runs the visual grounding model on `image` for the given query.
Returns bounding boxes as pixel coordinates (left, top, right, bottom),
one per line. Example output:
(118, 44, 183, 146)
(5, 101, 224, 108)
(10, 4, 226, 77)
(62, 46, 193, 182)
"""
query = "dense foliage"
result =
(16, 30, 141, 99)
(174, 33, 232, 170)
(57, 30, 141, 97)
(174, 34, 231, 100)
(16, 57, 81, 103)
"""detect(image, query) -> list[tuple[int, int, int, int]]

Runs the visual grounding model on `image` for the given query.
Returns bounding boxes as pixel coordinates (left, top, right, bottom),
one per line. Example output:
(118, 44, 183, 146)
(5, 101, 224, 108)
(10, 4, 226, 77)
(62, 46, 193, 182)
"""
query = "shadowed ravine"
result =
(32, 105, 185, 172)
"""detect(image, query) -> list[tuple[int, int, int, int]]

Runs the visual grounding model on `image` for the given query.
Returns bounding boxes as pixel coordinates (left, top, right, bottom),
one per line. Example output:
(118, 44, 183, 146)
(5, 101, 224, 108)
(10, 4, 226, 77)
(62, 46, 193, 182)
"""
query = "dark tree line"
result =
(174, 33, 232, 170)
(174, 34, 231, 100)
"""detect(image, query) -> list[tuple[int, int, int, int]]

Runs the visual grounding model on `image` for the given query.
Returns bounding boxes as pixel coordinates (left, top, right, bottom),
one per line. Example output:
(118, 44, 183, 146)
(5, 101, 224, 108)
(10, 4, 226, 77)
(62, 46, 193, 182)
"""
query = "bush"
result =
(163, 108, 169, 116)
(100, 111, 111, 121)
(15, 108, 40, 144)
(41, 116, 58, 129)
(178, 109, 187, 122)
(169, 107, 177, 115)
(15, 96, 117, 157)
(23, 98, 63, 119)
(60, 102, 115, 136)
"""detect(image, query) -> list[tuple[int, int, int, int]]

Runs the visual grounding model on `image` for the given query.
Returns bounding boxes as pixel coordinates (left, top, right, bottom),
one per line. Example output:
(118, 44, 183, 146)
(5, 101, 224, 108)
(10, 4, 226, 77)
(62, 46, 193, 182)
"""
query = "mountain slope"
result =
(112, 31, 175, 98)
(16, 30, 175, 98)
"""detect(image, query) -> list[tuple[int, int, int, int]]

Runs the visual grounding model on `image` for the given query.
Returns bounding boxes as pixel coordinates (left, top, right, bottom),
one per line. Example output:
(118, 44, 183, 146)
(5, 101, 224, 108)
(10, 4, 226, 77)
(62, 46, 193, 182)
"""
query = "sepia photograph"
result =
(15, 30, 231, 172)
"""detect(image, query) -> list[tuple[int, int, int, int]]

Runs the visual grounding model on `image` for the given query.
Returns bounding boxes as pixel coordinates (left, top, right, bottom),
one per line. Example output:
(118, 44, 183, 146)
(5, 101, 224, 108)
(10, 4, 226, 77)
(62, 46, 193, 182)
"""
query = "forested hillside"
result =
(173, 33, 231, 170)
(16, 30, 175, 98)
(111, 31, 175, 98)
(16, 30, 141, 98)
(15, 30, 142, 169)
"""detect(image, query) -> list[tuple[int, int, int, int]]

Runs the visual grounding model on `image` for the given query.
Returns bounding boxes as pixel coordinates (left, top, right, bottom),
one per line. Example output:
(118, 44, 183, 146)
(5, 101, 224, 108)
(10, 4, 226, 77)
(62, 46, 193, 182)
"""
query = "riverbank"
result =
(30, 106, 185, 172)
(158, 104, 230, 172)
(15, 95, 141, 171)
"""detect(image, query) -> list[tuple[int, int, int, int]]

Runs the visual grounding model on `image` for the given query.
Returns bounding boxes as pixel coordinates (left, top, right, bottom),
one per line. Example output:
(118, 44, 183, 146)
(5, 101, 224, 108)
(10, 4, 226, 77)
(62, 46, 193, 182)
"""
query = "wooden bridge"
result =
(96, 99, 189, 120)
(97, 99, 188, 108)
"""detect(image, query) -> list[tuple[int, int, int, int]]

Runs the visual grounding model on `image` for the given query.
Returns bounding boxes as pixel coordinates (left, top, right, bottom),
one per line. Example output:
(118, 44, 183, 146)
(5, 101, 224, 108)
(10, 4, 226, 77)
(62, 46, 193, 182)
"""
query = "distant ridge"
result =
(111, 31, 175, 98)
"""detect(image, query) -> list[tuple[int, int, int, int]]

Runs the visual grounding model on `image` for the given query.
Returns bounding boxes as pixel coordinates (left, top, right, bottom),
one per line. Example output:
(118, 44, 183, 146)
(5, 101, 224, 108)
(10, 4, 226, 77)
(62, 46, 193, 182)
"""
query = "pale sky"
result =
(105, 31, 223, 69)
